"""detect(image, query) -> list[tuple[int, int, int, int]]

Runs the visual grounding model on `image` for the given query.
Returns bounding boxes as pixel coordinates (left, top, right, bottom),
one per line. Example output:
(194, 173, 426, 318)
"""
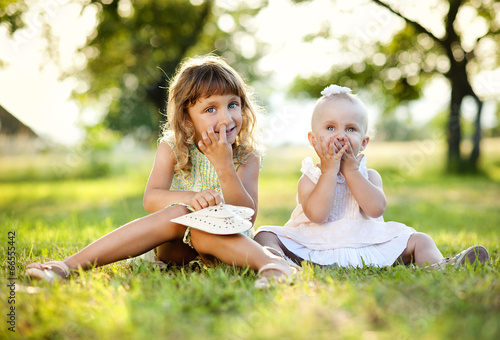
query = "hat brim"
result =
(171, 204, 254, 235)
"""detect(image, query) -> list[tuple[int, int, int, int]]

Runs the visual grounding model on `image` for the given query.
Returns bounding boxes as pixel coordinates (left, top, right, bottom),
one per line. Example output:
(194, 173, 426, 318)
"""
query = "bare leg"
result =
(64, 205, 190, 270)
(396, 232, 444, 266)
(156, 239, 198, 265)
(254, 231, 284, 254)
(190, 229, 290, 275)
(254, 231, 304, 265)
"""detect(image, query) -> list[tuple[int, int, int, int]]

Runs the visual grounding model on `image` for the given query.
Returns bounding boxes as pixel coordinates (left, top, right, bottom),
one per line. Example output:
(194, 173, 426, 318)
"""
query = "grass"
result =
(1, 139, 500, 339)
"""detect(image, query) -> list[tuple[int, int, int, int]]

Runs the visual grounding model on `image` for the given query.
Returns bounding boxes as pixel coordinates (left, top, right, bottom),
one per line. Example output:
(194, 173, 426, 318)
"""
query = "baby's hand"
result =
(312, 136, 347, 175)
(190, 189, 223, 210)
(339, 137, 363, 174)
(198, 125, 233, 168)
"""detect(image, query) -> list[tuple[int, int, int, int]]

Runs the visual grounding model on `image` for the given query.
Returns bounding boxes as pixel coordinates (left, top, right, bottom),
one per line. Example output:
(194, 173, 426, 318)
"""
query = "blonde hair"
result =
(161, 54, 259, 175)
(312, 92, 369, 135)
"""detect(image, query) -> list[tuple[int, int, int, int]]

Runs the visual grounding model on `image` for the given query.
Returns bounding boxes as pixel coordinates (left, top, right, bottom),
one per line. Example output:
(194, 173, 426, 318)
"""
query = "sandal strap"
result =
(257, 263, 295, 277)
(262, 247, 302, 269)
(425, 257, 451, 270)
(44, 261, 71, 277)
(263, 246, 285, 258)
(35, 261, 71, 278)
(255, 262, 297, 289)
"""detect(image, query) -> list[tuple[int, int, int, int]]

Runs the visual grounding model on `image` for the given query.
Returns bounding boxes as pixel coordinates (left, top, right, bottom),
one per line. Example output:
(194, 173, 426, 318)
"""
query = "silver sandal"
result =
(263, 246, 301, 269)
(26, 261, 71, 283)
(254, 262, 297, 289)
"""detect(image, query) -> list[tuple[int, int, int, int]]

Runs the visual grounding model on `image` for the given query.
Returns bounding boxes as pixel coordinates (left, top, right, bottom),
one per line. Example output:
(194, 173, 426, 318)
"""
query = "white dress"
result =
(256, 157, 415, 267)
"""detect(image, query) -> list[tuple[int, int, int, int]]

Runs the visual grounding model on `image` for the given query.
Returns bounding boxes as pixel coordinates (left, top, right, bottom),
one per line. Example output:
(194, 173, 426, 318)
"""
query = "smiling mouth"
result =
(216, 126, 236, 135)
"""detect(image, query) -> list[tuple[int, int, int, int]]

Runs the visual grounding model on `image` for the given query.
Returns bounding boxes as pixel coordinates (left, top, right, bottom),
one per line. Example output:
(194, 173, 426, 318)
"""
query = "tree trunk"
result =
(370, 0, 482, 174)
(447, 82, 463, 173)
(468, 95, 483, 173)
(446, 76, 483, 174)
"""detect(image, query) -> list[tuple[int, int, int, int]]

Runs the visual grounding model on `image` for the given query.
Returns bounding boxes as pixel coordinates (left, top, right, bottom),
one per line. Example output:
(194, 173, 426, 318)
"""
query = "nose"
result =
(334, 130, 345, 139)
(218, 108, 232, 127)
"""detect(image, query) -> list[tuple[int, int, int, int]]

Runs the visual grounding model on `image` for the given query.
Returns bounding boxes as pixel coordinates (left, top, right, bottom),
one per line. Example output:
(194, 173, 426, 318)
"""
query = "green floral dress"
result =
(134, 134, 256, 266)
(165, 135, 227, 197)
(163, 134, 255, 242)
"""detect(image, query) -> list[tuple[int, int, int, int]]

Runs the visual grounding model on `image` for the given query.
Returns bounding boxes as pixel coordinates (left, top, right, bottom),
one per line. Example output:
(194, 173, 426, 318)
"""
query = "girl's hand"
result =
(198, 125, 233, 169)
(190, 189, 223, 210)
(339, 137, 364, 175)
(312, 136, 348, 175)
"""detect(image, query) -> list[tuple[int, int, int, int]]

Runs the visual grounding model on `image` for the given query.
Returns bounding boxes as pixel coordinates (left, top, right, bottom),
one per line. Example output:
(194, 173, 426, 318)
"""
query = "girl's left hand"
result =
(339, 137, 364, 175)
(198, 125, 233, 168)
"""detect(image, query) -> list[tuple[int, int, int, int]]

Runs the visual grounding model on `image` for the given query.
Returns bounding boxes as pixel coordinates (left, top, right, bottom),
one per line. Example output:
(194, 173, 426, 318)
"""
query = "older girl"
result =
(27, 55, 294, 287)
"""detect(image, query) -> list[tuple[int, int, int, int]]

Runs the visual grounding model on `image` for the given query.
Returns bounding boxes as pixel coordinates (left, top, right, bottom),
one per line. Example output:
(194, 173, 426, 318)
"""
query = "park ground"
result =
(1, 138, 499, 339)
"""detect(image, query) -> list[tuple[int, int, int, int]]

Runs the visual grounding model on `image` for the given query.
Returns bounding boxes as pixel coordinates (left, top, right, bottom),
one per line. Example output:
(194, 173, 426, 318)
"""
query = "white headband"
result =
(320, 84, 352, 97)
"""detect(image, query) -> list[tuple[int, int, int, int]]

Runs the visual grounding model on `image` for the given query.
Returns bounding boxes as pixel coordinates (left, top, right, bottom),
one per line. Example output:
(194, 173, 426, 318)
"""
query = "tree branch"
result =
(146, 0, 214, 112)
(444, 0, 462, 44)
(371, 0, 444, 47)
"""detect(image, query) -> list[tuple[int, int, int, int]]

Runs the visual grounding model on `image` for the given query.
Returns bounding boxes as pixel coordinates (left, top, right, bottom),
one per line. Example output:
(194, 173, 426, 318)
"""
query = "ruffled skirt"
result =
(257, 219, 415, 268)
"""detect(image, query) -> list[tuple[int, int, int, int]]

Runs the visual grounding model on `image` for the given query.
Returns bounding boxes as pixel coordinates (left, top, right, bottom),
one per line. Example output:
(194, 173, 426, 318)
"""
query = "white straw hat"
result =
(171, 204, 254, 235)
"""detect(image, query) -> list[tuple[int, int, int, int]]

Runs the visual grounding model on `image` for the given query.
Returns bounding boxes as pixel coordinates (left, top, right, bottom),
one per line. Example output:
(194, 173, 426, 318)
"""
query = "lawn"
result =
(1, 139, 499, 340)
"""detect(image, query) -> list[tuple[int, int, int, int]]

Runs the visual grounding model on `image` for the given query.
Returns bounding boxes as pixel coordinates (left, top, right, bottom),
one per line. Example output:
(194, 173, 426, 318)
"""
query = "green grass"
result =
(1, 139, 500, 339)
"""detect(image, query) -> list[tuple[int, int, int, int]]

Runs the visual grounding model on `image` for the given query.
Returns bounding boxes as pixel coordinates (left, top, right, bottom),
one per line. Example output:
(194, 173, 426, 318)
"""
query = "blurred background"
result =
(0, 0, 499, 176)
(2, 4, 499, 338)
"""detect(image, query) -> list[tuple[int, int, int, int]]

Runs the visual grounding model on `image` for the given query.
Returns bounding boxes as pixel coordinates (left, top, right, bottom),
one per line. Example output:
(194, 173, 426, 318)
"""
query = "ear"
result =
(307, 132, 315, 147)
(185, 116, 193, 128)
(360, 136, 369, 152)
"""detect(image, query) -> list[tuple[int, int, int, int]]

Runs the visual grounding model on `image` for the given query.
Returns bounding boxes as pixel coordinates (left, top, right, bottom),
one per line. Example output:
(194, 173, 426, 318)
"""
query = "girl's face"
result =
(309, 98, 369, 155)
(187, 94, 243, 145)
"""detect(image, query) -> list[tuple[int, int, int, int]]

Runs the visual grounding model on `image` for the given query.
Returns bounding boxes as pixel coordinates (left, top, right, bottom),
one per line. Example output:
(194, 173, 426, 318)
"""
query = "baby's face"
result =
(310, 98, 369, 155)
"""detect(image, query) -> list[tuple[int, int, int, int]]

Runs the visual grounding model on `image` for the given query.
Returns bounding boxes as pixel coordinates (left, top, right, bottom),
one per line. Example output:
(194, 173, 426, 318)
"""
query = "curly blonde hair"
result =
(161, 54, 260, 175)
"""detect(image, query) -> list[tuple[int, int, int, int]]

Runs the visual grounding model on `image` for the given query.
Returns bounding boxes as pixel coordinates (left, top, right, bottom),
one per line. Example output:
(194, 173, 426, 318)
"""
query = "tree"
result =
(291, 0, 499, 173)
(1, 0, 268, 142)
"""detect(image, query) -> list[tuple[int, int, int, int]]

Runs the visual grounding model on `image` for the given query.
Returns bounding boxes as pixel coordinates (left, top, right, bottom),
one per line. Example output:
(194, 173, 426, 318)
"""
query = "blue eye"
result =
(229, 102, 239, 109)
(347, 127, 355, 132)
(327, 126, 334, 131)
(206, 107, 216, 113)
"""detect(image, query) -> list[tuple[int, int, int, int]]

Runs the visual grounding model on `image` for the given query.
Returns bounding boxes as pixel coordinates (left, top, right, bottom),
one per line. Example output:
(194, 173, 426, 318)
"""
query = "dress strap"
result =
(300, 157, 320, 183)
(358, 155, 368, 178)
(159, 133, 179, 160)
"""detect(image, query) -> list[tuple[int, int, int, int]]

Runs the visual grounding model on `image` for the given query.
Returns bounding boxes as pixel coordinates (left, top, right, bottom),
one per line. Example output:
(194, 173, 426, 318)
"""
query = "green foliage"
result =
(74, 0, 268, 142)
(1, 141, 500, 339)
(74, 0, 214, 140)
(289, 0, 499, 174)
(1, 0, 269, 142)
(290, 24, 435, 114)
(0, 0, 27, 34)
(375, 115, 435, 141)
(0, 0, 26, 67)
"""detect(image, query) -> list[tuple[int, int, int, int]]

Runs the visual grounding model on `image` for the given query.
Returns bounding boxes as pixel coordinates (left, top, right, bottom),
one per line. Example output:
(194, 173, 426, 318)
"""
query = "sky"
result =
(0, 0, 97, 144)
(0, 0, 498, 146)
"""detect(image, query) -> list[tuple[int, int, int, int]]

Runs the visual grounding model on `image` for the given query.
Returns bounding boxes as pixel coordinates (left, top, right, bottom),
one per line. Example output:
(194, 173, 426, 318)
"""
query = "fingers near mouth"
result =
(216, 126, 235, 136)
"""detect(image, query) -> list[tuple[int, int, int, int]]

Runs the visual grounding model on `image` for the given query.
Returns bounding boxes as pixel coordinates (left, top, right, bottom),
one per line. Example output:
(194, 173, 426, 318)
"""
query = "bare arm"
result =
(298, 172, 337, 224)
(199, 125, 260, 221)
(343, 167, 386, 218)
(143, 141, 222, 213)
(219, 152, 260, 222)
(340, 137, 386, 218)
(299, 135, 348, 224)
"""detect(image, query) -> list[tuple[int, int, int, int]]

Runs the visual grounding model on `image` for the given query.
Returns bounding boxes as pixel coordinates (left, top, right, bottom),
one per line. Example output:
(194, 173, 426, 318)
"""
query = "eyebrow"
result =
(202, 95, 240, 106)
(323, 120, 361, 128)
